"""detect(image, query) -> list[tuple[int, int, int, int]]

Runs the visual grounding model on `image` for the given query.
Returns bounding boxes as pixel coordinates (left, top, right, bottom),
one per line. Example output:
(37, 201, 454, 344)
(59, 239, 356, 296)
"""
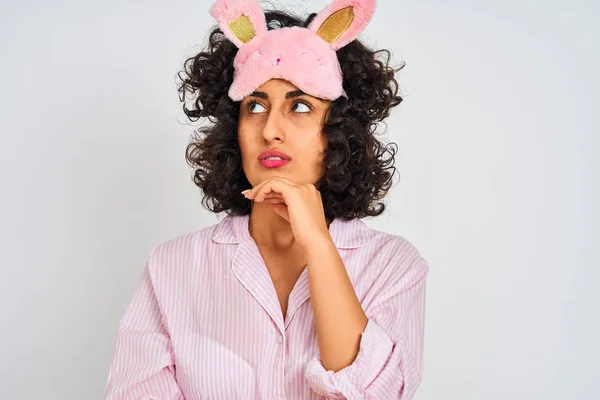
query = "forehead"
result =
(255, 78, 298, 93)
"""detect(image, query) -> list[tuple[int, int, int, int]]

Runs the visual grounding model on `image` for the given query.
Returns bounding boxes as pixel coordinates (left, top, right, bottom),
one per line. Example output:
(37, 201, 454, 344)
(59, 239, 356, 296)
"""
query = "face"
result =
(238, 79, 331, 188)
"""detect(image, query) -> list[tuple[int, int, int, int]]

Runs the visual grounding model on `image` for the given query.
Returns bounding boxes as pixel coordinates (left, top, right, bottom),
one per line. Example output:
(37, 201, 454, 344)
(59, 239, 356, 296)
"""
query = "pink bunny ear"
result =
(308, 0, 377, 50)
(209, 0, 267, 48)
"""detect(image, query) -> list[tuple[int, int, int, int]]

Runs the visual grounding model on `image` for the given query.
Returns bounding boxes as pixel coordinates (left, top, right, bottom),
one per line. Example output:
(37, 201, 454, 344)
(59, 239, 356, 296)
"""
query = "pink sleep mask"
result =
(209, 0, 377, 101)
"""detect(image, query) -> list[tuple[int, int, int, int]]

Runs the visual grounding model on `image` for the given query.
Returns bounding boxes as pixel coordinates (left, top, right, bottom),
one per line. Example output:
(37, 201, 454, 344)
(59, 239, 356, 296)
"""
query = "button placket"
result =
(273, 330, 286, 399)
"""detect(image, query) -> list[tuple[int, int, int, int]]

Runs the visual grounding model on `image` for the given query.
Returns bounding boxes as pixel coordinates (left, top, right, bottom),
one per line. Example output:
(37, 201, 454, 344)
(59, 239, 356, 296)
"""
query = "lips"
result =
(258, 149, 291, 161)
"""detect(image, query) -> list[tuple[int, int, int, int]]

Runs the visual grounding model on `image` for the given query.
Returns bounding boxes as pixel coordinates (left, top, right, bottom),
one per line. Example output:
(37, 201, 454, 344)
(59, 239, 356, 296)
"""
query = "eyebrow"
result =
(248, 90, 325, 102)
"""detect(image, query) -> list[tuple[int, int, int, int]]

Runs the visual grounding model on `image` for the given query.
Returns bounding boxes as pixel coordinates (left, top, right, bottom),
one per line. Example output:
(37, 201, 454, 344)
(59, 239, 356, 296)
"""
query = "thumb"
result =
(271, 204, 290, 222)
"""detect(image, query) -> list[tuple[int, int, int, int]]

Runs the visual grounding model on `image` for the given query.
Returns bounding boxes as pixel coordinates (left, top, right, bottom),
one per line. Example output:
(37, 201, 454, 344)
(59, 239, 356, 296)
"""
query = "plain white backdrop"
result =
(0, 0, 598, 399)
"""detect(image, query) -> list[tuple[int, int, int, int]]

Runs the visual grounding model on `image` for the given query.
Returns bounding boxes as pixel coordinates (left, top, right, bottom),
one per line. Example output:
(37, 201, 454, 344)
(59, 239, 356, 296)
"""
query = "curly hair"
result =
(176, 9, 404, 221)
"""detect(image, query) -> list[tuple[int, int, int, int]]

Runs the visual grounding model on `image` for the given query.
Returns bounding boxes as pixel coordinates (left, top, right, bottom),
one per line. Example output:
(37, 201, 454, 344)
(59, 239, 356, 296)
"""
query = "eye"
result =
(248, 101, 266, 114)
(292, 101, 311, 113)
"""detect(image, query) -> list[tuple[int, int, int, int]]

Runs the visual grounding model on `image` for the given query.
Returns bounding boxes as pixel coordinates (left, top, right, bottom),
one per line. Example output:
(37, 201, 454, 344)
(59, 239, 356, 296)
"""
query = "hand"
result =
(242, 177, 331, 251)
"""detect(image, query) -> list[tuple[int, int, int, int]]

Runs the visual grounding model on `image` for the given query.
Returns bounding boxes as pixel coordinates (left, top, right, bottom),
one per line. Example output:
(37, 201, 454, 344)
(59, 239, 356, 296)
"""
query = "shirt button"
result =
(277, 335, 283, 344)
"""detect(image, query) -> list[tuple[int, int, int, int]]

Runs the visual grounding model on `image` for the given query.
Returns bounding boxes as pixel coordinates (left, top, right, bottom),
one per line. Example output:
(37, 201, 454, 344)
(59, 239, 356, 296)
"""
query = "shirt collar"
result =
(211, 214, 371, 249)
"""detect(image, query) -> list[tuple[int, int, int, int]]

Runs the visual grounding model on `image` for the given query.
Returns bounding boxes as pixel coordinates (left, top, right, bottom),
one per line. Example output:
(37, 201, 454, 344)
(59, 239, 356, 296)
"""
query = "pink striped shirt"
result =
(105, 214, 429, 399)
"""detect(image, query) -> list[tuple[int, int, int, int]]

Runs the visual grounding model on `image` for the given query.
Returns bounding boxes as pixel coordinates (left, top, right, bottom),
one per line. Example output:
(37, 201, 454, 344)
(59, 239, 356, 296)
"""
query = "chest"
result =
(257, 246, 307, 319)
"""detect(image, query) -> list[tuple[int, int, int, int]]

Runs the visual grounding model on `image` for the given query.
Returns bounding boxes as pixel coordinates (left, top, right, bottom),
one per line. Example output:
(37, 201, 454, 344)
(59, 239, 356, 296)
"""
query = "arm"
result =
(104, 248, 185, 400)
(305, 236, 369, 373)
(304, 237, 429, 399)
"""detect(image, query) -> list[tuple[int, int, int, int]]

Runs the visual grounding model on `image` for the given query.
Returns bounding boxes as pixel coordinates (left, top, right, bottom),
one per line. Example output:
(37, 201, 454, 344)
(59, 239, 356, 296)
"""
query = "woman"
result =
(105, 0, 429, 399)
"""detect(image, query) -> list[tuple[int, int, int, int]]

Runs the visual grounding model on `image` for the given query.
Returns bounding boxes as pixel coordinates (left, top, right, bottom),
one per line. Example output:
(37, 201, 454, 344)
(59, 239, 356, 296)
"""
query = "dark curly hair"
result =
(176, 9, 404, 221)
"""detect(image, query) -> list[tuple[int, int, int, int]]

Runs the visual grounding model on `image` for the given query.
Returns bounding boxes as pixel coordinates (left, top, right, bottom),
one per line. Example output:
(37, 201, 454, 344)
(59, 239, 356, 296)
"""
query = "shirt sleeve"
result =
(305, 257, 429, 400)
(104, 247, 185, 400)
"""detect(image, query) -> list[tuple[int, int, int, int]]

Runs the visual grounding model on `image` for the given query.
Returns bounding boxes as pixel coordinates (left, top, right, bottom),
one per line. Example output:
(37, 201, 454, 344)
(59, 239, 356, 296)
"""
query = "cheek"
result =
(297, 133, 327, 164)
(237, 121, 254, 145)
(313, 128, 328, 152)
(237, 131, 253, 165)
(237, 118, 262, 144)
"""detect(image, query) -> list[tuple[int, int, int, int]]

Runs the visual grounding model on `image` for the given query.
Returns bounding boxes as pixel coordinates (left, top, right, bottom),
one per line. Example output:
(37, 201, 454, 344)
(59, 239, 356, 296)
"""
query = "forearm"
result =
(305, 234, 368, 372)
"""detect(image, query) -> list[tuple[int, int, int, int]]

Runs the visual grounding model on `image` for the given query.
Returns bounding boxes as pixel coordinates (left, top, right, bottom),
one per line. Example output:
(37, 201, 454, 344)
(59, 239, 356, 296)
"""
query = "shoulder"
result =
(367, 226, 428, 270)
(145, 216, 234, 275)
(341, 218, 428, 270)
(347, 221, 429, 307)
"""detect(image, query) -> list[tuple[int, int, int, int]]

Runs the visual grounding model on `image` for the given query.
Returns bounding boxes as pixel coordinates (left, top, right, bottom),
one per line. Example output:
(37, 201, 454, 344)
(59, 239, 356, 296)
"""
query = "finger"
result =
(243, 180, 273, 199)
(264, 197, 285, 204)
(264, 190, 283, 196)
(242, 179, 270, 198)
(254, 180, 293, 202)
(259, 193, 284, 204)
(246, 177, 297, 198)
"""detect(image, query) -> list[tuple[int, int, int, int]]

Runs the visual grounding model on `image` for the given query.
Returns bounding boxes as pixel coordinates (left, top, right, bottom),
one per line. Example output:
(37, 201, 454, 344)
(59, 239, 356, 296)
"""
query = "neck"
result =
(249, 202, 295, 249)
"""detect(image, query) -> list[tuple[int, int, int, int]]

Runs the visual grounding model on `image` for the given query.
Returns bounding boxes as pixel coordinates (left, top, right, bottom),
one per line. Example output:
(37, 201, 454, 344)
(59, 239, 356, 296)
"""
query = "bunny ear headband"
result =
(209, 0, 377, 101)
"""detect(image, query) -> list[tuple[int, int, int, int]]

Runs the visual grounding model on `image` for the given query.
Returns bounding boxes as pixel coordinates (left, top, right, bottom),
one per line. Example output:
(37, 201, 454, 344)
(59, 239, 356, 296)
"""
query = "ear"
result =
(308, 0, 377, 50)
(209, 0, 267, 48)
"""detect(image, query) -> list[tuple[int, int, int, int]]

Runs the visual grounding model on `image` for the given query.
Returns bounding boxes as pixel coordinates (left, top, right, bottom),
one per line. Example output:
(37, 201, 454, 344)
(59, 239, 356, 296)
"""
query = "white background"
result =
(0, 0, 597, 399)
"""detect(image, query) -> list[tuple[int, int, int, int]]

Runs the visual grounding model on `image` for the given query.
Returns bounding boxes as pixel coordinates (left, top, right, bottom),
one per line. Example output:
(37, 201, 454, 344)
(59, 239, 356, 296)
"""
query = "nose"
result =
(262, 108, 285, 143)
